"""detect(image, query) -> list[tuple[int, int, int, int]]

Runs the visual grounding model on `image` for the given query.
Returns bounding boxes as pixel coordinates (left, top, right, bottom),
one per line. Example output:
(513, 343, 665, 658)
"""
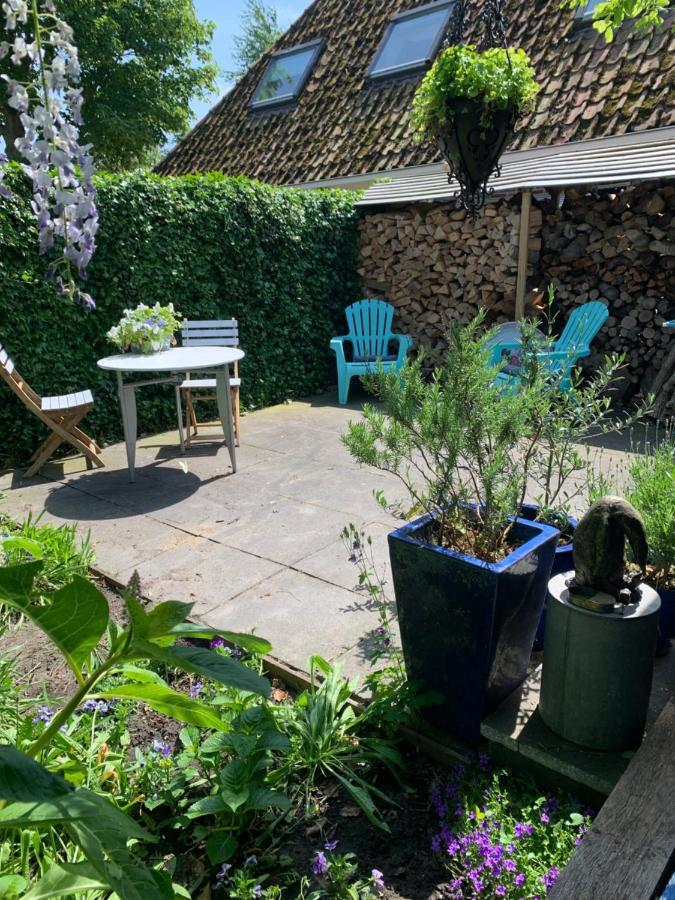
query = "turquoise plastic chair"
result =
(330, 299, 412, 404)
(491, 301, 609, 393)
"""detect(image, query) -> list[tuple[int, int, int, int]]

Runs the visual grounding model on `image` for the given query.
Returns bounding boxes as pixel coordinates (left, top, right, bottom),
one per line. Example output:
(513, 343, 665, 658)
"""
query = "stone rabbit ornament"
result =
(571, 496, 649, 604)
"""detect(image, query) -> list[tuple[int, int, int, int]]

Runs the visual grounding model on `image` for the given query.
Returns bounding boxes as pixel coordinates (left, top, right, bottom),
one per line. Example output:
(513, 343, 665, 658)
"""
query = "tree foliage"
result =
(225, 0, 282, 82)
(562, 0, 669, 41)
(0, 0, 218, 170)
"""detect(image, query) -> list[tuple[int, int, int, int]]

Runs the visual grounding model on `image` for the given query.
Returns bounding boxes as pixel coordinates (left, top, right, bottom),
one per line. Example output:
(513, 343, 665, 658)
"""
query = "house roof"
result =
(155, 0, 675, 185)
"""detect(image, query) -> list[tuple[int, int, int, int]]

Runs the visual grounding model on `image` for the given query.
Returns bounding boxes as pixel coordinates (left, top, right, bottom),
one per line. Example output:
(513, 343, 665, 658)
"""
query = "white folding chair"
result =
(176, 319, 241, 447)
(0, 341, 103, 477)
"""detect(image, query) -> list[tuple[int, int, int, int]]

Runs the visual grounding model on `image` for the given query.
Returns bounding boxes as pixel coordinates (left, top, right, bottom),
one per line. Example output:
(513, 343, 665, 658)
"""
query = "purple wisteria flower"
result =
(372, 869, 385, 891)
(210, 637, 225, 649)
(312, 851, 329, 877)
(189, 682, 204, 699)
(514, 873, 526, 887)
(0, 0, 98, 306)
(514, 822, 533, 839)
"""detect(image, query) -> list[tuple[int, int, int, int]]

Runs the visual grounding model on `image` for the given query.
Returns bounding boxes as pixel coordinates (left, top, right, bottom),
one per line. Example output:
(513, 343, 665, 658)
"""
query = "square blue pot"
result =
(388, 513, 559, 743)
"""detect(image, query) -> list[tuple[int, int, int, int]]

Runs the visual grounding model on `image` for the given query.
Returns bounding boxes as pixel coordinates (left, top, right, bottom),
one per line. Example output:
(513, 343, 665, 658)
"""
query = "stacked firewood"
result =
(358, 181, 674, 410)
(539, 182, 674, 405)
(358, 198, 541, 364)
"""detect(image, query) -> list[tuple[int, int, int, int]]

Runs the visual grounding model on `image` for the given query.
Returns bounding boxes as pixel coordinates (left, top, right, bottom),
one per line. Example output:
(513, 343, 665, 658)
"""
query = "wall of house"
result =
(358, 180, 674, 401)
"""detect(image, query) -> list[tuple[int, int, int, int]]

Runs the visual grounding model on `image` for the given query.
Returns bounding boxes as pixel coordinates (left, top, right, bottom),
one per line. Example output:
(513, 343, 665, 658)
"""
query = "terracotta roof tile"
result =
(156, 0, 675, 182)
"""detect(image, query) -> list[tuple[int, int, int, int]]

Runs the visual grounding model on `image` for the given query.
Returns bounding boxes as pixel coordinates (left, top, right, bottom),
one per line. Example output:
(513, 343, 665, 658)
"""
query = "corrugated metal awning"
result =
(356, 127, 675, 207)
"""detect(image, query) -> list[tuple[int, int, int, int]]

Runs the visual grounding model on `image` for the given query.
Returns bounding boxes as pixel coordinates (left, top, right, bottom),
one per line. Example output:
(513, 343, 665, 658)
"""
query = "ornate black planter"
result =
(437, 98, 518, 214)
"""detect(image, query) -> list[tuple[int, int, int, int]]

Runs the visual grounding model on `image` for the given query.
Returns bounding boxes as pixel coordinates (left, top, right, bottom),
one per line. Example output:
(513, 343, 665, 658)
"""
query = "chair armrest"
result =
(391, 333, 413, 363)
(536, 347, 589, 363)
(330, 336, 351, 363)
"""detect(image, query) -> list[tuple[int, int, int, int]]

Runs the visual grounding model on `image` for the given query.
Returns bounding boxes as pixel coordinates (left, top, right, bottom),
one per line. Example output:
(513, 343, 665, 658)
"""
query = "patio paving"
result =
(0, 392, 636, 681)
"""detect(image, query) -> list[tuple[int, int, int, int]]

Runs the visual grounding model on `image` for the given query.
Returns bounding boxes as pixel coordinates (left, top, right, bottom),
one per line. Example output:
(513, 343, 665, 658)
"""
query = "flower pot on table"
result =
(388, 513, 559, 743)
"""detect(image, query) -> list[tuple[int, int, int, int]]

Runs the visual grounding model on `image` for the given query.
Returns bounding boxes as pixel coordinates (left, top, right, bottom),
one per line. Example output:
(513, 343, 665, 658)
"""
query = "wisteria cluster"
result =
(431, 758, 591, 898)
(0, 0, 98, 307)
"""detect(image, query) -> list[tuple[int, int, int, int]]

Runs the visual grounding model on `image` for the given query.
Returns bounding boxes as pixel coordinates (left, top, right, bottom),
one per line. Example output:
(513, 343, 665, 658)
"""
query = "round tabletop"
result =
(97, 346, 244, 372)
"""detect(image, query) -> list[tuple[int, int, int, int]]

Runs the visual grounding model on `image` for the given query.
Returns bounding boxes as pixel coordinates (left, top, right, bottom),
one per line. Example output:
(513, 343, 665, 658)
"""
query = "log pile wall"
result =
(358, 180, 674, 401)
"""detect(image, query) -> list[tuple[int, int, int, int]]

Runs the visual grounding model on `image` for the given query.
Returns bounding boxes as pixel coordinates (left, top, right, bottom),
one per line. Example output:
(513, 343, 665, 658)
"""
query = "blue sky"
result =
(192, 0, 310, 124)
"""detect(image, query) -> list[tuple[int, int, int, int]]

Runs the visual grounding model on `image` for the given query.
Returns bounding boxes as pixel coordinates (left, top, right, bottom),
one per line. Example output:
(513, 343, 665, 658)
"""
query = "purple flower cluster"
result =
(209, 636, 243, 658)
(78, 699, 113, 716)
(429, 760, 574, 898)
(0, 0, 98, 307)
(151, 739, 172, 758)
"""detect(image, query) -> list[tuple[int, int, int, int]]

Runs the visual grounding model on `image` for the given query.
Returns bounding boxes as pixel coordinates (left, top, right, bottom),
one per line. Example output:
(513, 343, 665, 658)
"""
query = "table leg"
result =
(215, 365, 237, 474)
(174, 380, 185, 453)
(117, 371, 137, 483)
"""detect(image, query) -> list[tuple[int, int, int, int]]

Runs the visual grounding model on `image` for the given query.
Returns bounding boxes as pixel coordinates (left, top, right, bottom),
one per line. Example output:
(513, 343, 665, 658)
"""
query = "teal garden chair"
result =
(330, 299, 412, 404)
(490, 301, 609, 393)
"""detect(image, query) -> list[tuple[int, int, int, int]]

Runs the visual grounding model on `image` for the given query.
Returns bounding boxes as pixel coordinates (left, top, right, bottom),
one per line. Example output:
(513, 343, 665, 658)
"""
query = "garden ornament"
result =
(570, 496, 648, 609)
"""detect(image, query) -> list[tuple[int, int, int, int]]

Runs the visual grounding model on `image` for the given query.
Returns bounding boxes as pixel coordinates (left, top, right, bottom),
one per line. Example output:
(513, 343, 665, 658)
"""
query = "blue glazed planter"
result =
(518, 505, 577, 651)
(388, 513, 559, 743)
(659, 587, 675, 638)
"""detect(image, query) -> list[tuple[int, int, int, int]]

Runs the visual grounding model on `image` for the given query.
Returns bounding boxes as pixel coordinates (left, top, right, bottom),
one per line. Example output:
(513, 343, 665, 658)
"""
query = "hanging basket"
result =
(436, 98, 518, 215)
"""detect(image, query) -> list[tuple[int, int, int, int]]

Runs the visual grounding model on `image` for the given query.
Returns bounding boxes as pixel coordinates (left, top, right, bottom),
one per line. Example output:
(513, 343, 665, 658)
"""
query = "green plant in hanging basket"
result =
(411, 45, 539, 140)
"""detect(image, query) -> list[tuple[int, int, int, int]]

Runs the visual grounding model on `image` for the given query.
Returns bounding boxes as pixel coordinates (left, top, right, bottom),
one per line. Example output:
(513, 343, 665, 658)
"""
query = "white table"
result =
(98, 346, 244, 482)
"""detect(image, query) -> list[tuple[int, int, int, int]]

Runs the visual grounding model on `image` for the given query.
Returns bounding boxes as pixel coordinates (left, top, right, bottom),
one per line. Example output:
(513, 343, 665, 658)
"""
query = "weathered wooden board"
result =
(551, 698, 675, 900)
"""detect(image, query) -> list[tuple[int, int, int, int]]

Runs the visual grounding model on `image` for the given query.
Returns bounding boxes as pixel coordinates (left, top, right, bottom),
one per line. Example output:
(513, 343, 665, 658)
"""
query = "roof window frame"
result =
(249, 38, 324, 110)
(367, 0, 455, 82)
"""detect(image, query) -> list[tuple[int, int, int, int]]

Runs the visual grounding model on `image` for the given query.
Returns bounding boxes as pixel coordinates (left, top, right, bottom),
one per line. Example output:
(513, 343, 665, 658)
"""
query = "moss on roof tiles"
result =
(156, 0, 675, 182)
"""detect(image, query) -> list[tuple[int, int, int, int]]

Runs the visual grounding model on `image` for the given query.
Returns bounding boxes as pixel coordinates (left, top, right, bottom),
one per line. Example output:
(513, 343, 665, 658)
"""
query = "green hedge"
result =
(0, 169, 361, 466)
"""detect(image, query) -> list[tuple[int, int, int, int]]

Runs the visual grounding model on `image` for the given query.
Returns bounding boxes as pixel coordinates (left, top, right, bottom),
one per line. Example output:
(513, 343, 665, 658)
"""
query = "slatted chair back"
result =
(555, 301, 608, 357)
(181, 320, 239, 349)
(0, 340, 103, 476)
(345, 299, 395, 361)
(0, 342, 42, 410)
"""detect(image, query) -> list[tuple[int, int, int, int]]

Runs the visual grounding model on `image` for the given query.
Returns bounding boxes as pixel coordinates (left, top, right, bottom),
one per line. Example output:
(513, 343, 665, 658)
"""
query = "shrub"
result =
(626, 439, 675, 588)
(0, 167, 360, 465)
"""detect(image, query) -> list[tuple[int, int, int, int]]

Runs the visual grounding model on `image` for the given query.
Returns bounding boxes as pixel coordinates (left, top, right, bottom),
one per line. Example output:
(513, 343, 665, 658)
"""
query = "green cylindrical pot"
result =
(540, 573, 660, 751)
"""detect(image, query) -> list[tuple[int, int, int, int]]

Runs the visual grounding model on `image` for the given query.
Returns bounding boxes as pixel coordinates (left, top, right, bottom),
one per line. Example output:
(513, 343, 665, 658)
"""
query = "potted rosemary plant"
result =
(343, 316, 558, 742)
(411, 46, 539, 210)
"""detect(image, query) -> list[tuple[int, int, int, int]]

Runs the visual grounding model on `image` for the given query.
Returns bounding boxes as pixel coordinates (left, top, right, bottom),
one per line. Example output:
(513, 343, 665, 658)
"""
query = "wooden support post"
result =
(515, 189, 532, 320)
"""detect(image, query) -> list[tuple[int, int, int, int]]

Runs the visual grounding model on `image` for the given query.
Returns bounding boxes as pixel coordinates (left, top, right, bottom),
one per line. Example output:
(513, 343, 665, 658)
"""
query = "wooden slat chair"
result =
(330, 299, 413, 404)
(176, 319, 241, 447)
(0, 342, 103, 477)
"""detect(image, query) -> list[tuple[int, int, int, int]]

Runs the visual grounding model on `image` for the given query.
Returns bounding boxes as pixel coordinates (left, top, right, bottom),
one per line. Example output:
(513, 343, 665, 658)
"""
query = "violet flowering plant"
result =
(0, 0, 98, 307)
(430, 758, 591, 898)
(107, 302, 182, 354)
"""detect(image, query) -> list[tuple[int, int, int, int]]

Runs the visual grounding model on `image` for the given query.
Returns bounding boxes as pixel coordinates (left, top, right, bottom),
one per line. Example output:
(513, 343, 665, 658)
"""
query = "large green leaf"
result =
(0, 749, 169, 900)
(96, 683, 229, 731)
(30, 577, 109, 675)
(123, 594, 193, 642)
(170, 624, 273, 655)
(138, 643, 270, 696)
(23, 862, 108, 899)
(0, 746, 72, 801)
(0, 561, 42, 605)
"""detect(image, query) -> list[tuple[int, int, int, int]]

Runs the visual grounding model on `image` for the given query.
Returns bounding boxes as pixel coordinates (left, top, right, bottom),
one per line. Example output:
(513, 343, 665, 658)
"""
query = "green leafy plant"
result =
(626, 439, 675, 588)
(1, 512, 94, 592)
(302, 842, 383, 898)
(107, 302, 182, 354)
(343, 314, 540, 560)
(270, 657, 402, 832)
(0, 561, 272, 896)
(411, 45, 539, 139)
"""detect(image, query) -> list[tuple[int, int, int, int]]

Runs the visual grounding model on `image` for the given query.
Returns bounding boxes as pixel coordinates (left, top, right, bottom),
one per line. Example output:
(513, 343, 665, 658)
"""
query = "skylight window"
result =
(250, 40, 323, 109)
(369, 1, 454, 80)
